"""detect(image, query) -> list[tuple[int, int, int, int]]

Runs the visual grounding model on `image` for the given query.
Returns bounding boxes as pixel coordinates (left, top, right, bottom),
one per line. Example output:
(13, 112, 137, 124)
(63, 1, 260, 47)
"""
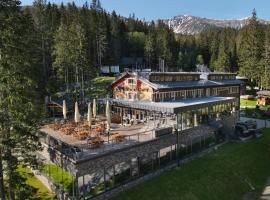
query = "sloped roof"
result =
(110, 72, 130, 87)
(111, 72, 242, 91)
(101, 96, 235, 114)
(257, 90, 270, 96)
(152, 79, 242, 90)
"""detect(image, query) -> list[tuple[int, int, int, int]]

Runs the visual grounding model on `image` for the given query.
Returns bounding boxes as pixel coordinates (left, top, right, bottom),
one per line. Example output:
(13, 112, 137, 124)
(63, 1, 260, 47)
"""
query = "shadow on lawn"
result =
(17, 169, 56, 200)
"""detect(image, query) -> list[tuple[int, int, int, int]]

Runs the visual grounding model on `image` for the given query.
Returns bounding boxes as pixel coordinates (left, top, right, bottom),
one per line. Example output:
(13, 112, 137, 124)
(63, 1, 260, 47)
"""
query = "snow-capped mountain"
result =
(163, 15, 269, 35)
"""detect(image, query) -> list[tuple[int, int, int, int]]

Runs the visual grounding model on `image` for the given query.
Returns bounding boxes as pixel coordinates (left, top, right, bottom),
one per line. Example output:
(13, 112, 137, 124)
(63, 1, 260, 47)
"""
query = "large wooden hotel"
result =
(39, 71, 242, 199)
(109, 71, 241, 129)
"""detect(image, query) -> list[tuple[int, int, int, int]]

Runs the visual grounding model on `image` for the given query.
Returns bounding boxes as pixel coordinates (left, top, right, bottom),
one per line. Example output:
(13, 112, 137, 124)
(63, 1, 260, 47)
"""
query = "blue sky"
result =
(21, 0, 270, 20)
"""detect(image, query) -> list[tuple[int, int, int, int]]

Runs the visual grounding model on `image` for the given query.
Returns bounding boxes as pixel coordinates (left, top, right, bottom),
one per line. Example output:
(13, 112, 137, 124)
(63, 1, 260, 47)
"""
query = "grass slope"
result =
(114, 129, 270, 200)
(87, 76, 115, 98)
(18, 166, 55, 200)
(41, 164, 73, 192)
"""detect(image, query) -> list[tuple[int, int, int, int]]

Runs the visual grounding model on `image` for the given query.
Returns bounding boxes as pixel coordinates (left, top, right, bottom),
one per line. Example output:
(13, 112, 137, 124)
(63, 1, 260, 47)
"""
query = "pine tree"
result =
(196, 54, 204, 65)
(0, 1, 43, 199)
(144, 33, 155, 67)
(261, 25, 270, 89)
(110, 11, 123, 64)
(32, 0, 48, 86)
(177, 51, 185, 70)
(53, 20, 71, 91)
(53, 19, 91, 98)
(216, 31, 230, 71)
(96, 15, 108, 68)
(238, 9, 265, 83)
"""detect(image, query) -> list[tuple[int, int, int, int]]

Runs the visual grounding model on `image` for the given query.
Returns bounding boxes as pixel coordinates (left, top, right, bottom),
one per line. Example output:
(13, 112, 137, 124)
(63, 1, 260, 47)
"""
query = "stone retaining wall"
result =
(39, 115, 236, 177)
(75, 125, 216, 176)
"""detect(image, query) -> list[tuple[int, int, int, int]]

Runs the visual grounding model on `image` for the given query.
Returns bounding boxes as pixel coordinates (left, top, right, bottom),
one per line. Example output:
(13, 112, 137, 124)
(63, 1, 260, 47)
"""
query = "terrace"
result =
(37, 96, 239, 199)
(39, 96, 237, 162)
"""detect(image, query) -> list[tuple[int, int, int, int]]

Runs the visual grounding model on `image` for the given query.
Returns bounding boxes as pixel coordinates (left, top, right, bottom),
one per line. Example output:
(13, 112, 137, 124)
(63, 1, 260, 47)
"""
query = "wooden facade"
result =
(257, 91, 270, 106)
(153, 86, 239, 102)
(111, 72, 240, 103)
(149, 72, 200, 82)
(208, 73, 237, 80)
(112, 73, 154, 101)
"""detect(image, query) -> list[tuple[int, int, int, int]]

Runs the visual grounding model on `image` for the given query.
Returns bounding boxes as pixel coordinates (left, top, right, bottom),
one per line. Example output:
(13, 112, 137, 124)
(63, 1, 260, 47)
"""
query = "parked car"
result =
(234, 120, 261, 140)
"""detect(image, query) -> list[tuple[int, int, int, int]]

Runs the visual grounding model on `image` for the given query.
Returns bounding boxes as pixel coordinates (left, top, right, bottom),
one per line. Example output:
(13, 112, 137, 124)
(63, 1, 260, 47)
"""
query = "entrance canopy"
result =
(99, 97, 236, 114)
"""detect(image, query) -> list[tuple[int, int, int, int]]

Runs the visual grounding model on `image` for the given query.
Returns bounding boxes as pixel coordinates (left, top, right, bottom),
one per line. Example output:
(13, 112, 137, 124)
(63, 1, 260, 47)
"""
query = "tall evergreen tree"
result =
(53, 19, 91, 97)
(196, 54, 204, 65)
(216, 31, 230, 71)
(144, 33, 155, 67)
(238, 9, 265, 83)
(0, 1, 43, 199)
(261, 25, 270, 89)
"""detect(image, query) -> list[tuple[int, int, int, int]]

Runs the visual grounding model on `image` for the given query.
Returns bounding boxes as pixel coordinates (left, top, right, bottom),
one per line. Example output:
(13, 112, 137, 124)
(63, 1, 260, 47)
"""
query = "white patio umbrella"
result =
(93, 99, 97, 118)
(87, 102, 92, 127)
(63, 100, 67, 120)
(106, 100, 111, 132)
(74, 102, 80, 123)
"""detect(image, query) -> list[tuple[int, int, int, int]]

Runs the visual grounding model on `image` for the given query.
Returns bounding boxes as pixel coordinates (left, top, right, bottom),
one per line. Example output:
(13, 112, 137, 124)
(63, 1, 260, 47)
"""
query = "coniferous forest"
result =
(6, 1, 270, 94)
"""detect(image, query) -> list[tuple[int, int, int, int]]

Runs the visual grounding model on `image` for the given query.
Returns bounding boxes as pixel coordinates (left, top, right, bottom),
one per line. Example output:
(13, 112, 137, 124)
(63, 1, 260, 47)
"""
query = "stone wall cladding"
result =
(76, 133, 177, 176)
(41, 116, 236, 177)
(75, 116, 236, 176)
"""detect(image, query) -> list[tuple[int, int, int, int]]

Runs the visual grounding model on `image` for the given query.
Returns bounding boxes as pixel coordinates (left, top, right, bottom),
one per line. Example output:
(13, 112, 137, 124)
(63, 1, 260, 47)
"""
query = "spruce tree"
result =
(196, 54, 204, 65)
(144, 33, 155, 67)
(53, 19, 91, 98)
(238, 9, 265, 83)
(216, 31, 230, 71)
(261, 25, 270, 89)
(0, 1, 43, 199)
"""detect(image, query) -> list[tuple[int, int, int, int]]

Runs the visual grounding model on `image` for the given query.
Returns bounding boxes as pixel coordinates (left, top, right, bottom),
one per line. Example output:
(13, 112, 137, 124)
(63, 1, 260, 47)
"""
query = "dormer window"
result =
(128, 78, 135, 85)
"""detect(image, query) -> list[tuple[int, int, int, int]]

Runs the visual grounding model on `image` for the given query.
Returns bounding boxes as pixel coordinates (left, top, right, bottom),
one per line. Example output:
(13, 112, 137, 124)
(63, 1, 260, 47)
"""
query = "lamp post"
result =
(245, 102, 247, 117)
(176, 114, 180, 167)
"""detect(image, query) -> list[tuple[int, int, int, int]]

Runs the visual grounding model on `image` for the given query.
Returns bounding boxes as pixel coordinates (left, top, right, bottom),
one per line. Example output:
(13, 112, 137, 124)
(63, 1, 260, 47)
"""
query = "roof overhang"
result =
(99, 97, 236, 114)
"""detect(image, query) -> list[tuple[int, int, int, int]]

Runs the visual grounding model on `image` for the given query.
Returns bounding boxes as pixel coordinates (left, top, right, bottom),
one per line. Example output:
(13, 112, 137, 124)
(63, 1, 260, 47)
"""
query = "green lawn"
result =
(114, 129, 270, 200)
(18, 166, 55, 200)
(240, 99, 257, 107)
(242, 108, 270, 119)
(240, 98, 270, 119)
(87, 76, 115, 98)
(41, 164, 73, 192)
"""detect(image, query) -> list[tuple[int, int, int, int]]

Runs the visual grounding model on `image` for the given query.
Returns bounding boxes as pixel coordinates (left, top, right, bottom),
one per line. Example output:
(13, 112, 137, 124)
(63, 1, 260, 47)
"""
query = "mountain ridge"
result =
(163, 15, 270, 35)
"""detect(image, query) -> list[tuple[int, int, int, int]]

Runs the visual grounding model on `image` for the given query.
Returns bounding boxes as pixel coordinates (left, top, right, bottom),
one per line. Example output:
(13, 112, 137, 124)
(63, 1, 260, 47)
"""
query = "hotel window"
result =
(197, 89, 202, 97)
(213, 88, 218, 96)
(206, 88, 210, 96)
(229, 87, 233, 94)
(192, 90, 196, 98)
(230, 86, 239, 94)
(128, 78, 135, 85)
(173, 92, 176, 99)
(187, 90, 193, 98)
(186, 90, 190, 98)
(177, 91, 180, 98)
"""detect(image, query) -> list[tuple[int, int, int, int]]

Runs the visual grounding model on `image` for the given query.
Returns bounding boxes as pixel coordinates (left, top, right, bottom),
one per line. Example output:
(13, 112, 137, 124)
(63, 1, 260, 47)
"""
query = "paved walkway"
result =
(240, 117, 270, 129)
(240, 105, 256, 109)
(261, 177, 270, 200)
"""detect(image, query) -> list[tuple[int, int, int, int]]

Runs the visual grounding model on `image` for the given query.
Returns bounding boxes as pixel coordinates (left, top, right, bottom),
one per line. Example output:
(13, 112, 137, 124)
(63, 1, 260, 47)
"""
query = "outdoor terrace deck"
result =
(39, 122, 168, 161)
